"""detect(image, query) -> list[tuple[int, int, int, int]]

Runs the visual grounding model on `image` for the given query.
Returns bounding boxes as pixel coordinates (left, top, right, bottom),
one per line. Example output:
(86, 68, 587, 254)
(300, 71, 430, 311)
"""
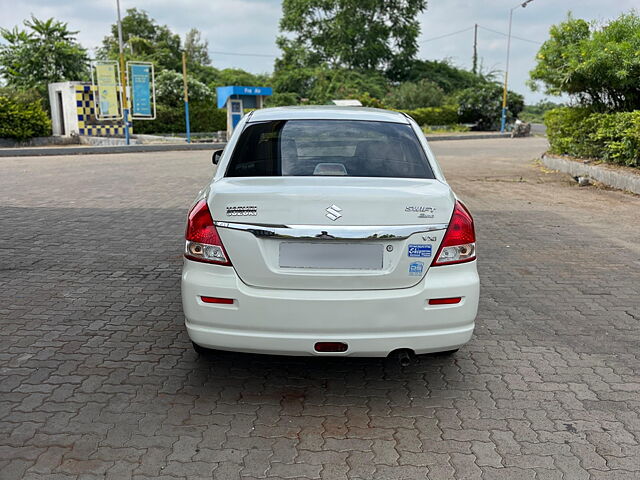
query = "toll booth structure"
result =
(216, 86, 272, 138)
(48, 81, 127, 137)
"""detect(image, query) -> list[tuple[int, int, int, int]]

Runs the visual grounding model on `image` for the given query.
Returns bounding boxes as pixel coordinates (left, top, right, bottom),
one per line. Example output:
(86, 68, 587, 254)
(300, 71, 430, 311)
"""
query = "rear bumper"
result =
(181, 259, 479, 357)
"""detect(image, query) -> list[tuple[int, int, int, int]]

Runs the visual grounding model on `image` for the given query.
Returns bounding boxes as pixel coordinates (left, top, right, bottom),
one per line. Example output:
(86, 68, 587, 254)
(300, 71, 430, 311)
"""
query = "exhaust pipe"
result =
(390, 349, 414, 367)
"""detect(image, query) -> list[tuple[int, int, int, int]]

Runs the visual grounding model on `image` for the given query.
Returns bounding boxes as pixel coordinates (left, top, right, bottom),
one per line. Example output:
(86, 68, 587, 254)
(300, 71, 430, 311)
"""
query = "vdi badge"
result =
(408, 244, 432, 258)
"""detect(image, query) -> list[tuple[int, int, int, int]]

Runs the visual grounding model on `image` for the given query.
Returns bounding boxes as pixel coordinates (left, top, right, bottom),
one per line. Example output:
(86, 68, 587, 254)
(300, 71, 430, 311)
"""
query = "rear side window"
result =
(225, 120, 434, 179)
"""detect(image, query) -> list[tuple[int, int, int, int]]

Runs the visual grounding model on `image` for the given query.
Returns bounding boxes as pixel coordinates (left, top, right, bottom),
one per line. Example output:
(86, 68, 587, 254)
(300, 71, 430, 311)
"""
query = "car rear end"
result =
(181, 107, 479, 357)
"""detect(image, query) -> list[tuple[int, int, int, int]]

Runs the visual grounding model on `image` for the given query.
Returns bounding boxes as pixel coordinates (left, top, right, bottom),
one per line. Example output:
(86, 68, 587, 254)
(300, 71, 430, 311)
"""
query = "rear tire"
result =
(192, 341, 211, 355)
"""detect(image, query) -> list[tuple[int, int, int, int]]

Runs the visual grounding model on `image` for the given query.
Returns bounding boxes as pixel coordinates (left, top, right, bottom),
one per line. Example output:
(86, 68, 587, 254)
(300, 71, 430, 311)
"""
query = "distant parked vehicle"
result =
(181, 107, 479, 359)
(511, 119, 532, 137)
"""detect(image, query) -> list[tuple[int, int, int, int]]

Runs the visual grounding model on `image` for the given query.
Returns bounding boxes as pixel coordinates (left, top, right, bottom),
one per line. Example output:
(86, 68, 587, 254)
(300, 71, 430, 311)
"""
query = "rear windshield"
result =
(225, 119, 434, 179)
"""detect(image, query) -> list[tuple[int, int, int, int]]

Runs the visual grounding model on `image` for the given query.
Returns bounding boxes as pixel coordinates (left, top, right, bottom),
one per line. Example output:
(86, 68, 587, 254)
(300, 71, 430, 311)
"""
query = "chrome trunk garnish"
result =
(214, 222, 448, 241)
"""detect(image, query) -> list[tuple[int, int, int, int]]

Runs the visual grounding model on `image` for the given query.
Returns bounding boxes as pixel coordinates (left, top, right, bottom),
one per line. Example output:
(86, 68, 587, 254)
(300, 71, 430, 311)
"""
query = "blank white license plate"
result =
(279, 242, 383, 270)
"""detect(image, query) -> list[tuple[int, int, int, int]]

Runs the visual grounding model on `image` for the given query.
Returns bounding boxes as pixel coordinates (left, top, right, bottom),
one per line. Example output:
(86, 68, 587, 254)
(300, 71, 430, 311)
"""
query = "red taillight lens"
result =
(184, 200, 231, 265)
(200, 296, 234, 304)
(314, 342, 348, 353)
(432, 201, 476, 266)
(428, 297, 462, 305)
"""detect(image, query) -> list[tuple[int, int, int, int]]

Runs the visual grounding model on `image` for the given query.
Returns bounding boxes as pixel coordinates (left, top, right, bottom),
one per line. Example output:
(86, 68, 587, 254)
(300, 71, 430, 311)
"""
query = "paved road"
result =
(1, 137, 639, 479)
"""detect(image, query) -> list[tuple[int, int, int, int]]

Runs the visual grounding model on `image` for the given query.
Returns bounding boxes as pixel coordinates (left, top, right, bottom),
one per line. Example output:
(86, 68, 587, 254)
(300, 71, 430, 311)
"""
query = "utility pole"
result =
(116, 0, 130, 145)
(500, 0, 535, 133)
(182, 52, 191, 144)
(500, 8, 513, 133)
(472, 23, 478, 75)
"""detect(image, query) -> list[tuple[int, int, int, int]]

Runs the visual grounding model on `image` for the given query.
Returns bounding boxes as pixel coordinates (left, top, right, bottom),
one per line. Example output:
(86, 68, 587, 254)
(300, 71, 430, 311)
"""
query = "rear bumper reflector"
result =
(428, 297, 462, 305)
(314, 342, 348, 353)
(201, 296, 234, 304)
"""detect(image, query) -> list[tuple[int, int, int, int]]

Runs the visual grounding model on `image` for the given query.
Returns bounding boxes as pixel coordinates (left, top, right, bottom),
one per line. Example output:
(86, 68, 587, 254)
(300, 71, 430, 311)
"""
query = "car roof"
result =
(247, 106, 410, 124)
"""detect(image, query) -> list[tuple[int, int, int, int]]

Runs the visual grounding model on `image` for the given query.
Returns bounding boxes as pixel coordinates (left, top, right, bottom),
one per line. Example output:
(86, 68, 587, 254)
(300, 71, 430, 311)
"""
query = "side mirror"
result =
(212, 149, 223, 165)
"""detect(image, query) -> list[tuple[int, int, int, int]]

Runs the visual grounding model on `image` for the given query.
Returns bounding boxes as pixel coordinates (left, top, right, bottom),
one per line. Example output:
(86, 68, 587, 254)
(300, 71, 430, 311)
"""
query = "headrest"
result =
(355, 141, 396, 160)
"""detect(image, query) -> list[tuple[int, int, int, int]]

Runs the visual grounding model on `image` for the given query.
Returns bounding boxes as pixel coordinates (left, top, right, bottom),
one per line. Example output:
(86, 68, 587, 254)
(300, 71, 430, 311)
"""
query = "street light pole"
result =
(500, 0, 534, 133)
(182, 51, 191, 144)
(116, 0, 130, 145)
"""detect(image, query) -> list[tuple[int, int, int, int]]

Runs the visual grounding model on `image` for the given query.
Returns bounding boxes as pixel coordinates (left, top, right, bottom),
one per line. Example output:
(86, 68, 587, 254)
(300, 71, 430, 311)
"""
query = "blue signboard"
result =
(131, 64, 152, 116)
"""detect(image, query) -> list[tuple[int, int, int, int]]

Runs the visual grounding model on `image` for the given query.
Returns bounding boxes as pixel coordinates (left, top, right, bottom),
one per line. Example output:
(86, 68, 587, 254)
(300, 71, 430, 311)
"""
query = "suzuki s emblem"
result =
(325, 204, 342, 221)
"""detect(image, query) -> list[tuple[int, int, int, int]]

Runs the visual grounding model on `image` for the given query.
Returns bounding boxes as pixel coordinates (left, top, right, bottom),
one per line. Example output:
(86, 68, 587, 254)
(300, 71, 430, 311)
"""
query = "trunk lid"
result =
(209, 177, 454, 290)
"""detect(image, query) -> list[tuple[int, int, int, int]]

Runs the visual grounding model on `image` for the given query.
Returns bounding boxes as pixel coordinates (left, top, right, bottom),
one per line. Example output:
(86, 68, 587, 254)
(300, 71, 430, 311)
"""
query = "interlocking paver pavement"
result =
(1, 137, 639, 479)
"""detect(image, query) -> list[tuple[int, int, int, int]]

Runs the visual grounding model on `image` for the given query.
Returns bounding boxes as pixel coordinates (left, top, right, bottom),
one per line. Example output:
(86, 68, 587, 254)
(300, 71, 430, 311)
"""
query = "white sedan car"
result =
(181, 107, 479, 360)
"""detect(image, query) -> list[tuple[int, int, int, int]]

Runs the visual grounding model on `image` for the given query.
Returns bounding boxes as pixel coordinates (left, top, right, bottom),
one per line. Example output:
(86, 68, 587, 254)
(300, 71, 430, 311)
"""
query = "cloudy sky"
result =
(0, 0, 637, 103)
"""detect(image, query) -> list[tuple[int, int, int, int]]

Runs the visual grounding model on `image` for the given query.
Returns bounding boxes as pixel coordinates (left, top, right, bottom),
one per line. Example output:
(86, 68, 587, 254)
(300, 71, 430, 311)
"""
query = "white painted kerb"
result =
(542, 154, 640, 195)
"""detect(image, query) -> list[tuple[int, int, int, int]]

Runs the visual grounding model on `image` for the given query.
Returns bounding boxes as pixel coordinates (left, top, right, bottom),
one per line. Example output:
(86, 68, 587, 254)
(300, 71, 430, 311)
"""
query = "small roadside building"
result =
(48, 81, 126, 138)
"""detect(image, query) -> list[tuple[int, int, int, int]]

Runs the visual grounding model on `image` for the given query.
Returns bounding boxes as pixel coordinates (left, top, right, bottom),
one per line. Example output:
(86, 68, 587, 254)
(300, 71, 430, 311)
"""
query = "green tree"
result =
(210, 69, 270, 88)
(0, 88, 51, 140)
(155, 70, 213, 107)
(0, 16, 89, 89)
(308, 67, 388, 103)
(519, 100, 563, 123)
(265, 92, 300, 107)
(400, 59, 485, 93)
(385, 79, 444, 110)
(183, 28, 218, 82)
(529, 12, 640, 111)
(456, 83, 524, 130)
(184, 28, 211, 67)
(99, 9, 268, 88)
(99, 8, 182, 72)
(276, 0, 427, 75)
(272, 65, 318, 99)
(273, 65, 388, 104)
(99, 9, 268, 87)
(95, 8, 273, 135)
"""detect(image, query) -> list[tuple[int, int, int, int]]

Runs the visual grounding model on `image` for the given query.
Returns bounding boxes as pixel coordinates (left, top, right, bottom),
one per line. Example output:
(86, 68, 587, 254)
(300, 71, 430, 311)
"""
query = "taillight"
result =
(184, 200, 231, 265)
(432, 200, 476, 266)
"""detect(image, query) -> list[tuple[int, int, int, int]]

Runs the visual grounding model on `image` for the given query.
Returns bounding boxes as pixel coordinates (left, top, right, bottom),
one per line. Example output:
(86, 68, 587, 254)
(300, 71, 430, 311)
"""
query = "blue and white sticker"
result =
(409, 261, 424, 276)
(408, 244, 432, 258)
